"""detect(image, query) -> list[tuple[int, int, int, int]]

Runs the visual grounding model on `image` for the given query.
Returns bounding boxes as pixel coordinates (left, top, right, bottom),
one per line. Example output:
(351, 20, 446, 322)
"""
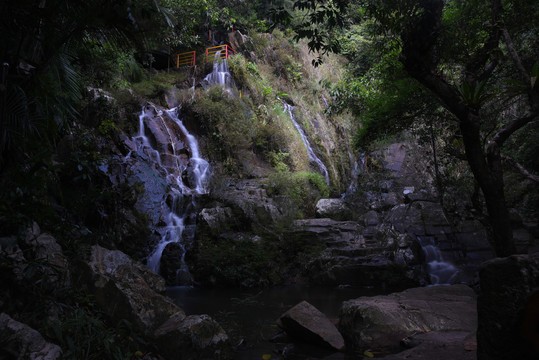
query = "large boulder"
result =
(82, 245, 230, 359)
(154, 313, 229, 359)
(315, 199, 353, 221)
(82, 245, 176, 330)
(339, 284, 477, 350)
(477, 253, 539, 360)
(0, 313, 62, 359)
(22, 222, 70, 288)
(278, 301, 345, 351)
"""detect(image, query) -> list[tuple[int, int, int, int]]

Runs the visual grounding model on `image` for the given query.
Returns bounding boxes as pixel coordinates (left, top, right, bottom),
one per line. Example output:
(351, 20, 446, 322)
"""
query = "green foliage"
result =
(189, 87, 252, 165)
(328, 46, 426, 149)
(270, 151, 290, 172)
(266, 171, 329, 218)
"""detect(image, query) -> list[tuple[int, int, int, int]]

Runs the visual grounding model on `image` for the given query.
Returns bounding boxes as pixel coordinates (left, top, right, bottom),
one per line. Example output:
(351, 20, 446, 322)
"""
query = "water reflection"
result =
(167, 285, 389, 359)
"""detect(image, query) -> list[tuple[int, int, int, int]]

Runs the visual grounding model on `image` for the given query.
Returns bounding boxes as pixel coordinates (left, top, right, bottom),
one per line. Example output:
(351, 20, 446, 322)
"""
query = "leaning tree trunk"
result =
(460, 114, 515, 256)
(399, 0, 517, 257)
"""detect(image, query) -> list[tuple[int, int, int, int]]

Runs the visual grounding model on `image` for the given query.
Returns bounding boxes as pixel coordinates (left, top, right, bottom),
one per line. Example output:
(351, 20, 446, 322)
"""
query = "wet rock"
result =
(0, 312, 62, 359)
(160, 242, 188, 286)
(127, 159, 167, 226)
(278, 301, 345, 351)
(315, 199, 353, 221)
(477, 253, 539, 360)
(339, 284, 476, 351)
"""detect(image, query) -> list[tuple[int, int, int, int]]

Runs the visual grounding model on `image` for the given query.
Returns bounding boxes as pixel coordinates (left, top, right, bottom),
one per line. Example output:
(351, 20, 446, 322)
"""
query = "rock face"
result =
(211, 179, 285, 229)
(339, 284, 477, 350)
(477, 254, 539, 360)
(0, 313, 62, 359)
(290, 218, 422, 288)
(278, 301, 345, 351)
(315, 199, 353, 221)
(197, 206, 236, 238)
(82, 245, 229, 359)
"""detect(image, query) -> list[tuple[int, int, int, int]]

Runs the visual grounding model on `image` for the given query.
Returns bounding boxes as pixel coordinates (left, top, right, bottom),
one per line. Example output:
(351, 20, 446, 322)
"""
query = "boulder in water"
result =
(160, 242, 193, 286)
(339, 284, 477, 350)
(278, 301, 345, 351)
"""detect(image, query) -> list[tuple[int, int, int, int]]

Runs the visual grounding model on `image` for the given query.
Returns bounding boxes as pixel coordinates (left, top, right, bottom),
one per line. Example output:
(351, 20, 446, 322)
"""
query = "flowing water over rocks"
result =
(126, 104, 210, 284)
(283, 103, 330, 185)
(202, 51, 235, 90)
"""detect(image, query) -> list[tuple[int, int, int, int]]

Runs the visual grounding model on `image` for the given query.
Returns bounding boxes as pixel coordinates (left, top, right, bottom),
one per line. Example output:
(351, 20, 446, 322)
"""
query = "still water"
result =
(167, 285, 390, 359)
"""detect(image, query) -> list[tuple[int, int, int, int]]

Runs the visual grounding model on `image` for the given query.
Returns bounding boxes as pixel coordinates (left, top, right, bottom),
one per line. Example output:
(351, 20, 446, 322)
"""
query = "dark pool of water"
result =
(167, 285, 390, 359)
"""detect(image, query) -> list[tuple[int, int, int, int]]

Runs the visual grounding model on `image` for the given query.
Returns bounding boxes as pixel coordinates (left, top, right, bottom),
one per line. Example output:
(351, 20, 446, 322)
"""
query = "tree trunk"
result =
(399, 0, 516, 257)
(459, 115, 515, 256)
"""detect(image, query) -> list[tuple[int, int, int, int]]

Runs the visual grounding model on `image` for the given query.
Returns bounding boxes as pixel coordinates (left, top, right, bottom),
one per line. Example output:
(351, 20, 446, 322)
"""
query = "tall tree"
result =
(287, 0, 539, 256)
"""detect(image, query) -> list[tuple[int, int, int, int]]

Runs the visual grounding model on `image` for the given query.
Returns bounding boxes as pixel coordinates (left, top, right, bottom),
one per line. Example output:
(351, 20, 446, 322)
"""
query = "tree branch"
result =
(502, 155, 539, 183)
(465, 0, 502, 82)
(501, 26, 531, 86)
(491, 112, 538, 147)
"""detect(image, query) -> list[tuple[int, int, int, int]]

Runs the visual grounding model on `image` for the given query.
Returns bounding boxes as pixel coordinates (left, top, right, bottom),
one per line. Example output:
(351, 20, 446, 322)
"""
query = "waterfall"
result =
(417, 236, 459, 285)
(283, 103, 330, 185)
(202, 51, 234, 88)
(133, 104, 210, 281)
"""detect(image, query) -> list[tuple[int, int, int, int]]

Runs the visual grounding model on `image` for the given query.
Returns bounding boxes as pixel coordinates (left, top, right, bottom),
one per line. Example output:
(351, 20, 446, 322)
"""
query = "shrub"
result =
(266, 171, 329, 218)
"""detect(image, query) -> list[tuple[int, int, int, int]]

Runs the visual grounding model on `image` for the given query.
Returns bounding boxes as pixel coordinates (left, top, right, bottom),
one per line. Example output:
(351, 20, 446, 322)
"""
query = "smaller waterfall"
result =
(283, 103, 330, 185)
(202, 51, 234, 88)
(133, 104, 210, 281)
(417, 236, 459, 285)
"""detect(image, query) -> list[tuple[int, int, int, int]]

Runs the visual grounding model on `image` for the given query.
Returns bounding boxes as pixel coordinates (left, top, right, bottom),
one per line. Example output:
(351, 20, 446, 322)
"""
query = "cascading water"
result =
(132, 104, 210, 282)
(202, 51, 234, 89)
(283, 103, 330, 185)
(417, 236, 459, 285)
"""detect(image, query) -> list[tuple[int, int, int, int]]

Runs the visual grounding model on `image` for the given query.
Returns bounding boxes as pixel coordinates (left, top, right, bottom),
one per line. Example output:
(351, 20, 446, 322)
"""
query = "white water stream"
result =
(417, 236, 459, 285)
(202, 51, 235, 89)
(283, 103, 330, 185)
(133, 105, 210, 277)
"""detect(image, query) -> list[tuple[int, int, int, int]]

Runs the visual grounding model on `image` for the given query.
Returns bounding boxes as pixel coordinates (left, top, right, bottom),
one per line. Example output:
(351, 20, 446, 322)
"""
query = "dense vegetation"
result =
(0, 0, 537, 358)
(280, 0, 538, 256)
